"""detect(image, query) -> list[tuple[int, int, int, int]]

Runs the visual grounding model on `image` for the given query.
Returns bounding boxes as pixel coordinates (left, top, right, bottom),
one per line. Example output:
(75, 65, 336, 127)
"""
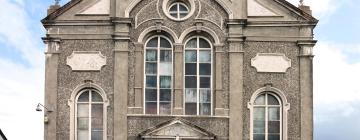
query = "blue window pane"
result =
(160, 76, 171, 88)
(91, 131, 103, 140)
(146, 50, 157, 61)
(185, 63, 196, 75)
(145, 89, 157, 101)
(254, 94, 265, 105)
(160, 89, 171, 101)
(185, 51, 197, 62)
(146, 76, 157, 87)
(268, 134, 280, 140)
(253, 121, 265, 133)
(185, 76, 197, 88)
(200, 77, 210, 88)
(253, 134, 265, 140)
(147, 38, 158, 48)
(199, 63, 211, 75)
(186, 38, 197, 48)
(146, 63, 157, 74)
(199, 51, 211, 62)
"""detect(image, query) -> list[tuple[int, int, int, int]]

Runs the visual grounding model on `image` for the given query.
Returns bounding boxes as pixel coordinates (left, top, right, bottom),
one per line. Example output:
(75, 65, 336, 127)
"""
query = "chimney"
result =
(299, 5, 312, 15)
(47, 0, 61, 15)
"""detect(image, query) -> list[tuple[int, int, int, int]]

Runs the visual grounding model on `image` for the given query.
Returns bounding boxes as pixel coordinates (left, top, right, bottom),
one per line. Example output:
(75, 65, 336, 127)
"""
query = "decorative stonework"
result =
(196, 0, 223, 29)
(135, 0, 162, 28)
(66, 51, 106, 71)
(251, 53, 291, 73)
(247, 0, 277, 16)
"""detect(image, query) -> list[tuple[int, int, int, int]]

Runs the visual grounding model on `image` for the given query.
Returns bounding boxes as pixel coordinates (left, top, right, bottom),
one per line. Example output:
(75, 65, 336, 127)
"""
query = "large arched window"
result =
(184, 36, 212, 115)
(252, 92, 282, 140)
(144, 36, 173, 115)
(75, 88, 105, 140)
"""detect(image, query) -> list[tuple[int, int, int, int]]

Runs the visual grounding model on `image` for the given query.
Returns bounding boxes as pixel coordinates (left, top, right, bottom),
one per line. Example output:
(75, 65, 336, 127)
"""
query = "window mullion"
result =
(89, 90, 92, 140)
(157, 37, 160, 115)
(265, 94, 268, 140)
(196, 37, 200, 115)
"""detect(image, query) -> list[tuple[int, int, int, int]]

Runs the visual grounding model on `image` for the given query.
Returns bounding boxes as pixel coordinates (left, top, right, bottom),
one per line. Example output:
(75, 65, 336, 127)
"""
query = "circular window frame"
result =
(163, 0, 195, 21)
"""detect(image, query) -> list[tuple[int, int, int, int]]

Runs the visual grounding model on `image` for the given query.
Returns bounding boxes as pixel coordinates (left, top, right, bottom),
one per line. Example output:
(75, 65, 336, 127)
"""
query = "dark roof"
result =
(0, 129, 7, 140)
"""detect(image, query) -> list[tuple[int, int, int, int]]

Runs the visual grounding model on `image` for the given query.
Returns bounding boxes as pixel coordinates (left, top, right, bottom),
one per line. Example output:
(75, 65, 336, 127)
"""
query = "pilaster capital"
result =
(214, 43, 225, 53)
(134, 42, 144, 52)
(42, 37, 61, 54)
(174, 43, 184, 53)
(297, 40, 317, 56)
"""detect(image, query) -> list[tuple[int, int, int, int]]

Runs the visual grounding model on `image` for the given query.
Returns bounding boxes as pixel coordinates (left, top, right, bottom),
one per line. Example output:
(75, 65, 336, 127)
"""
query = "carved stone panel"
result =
(66, 51, 107, 71)
(251, 53, 291, 73)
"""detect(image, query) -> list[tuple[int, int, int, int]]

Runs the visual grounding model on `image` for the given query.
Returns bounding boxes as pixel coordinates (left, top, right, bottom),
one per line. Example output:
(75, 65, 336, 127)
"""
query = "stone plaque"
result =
(251, 53, 291, 73)
(67, 51, 106, 71)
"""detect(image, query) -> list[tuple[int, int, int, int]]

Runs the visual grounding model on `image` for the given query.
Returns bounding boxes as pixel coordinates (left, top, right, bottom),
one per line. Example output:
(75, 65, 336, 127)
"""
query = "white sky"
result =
(0, 0, 359, 139)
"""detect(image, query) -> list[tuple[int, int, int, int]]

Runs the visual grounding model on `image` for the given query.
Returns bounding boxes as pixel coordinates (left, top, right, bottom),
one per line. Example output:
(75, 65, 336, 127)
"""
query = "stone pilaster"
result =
(214, 44, 225, 116)
(173, 43, 184, 115)
(227, 19, 246, 140)
(112, 17, 131, 140)
(42, 37, 61, 140)
(298, 40, 317, 140)
(132, 42, 144, 114)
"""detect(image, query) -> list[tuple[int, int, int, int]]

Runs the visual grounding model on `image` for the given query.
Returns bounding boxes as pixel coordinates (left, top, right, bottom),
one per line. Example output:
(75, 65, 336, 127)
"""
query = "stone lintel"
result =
(297, 40, 317, 56)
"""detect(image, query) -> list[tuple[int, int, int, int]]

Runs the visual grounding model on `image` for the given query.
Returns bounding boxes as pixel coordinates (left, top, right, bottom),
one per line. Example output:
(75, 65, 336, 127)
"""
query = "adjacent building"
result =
(41, 0, 317, 139)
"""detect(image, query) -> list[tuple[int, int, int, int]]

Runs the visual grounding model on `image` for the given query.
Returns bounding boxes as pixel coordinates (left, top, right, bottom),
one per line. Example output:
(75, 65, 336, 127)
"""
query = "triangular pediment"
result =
(140, 119, 215, 139)
(78, 0, 110, 15)
(248, 0, 279, 16)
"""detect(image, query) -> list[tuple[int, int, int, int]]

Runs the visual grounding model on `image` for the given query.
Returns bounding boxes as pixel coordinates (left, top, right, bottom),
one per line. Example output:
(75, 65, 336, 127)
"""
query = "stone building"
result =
(41, 0, 317, 140)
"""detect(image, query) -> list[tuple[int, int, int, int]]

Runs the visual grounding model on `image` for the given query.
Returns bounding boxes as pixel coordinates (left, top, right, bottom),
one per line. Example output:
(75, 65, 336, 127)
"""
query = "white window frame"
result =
(68, 83, 109, 140)
(143, 35, 174, 115)
(168, 2, 189, 20)
(183, 36, 213, 116)
(248, 86, 290, 140)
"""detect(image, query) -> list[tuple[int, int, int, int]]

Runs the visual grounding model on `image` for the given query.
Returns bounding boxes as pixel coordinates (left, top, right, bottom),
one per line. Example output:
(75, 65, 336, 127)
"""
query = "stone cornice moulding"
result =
(251, 53, 291, 73)
(66, 51, 107, 71)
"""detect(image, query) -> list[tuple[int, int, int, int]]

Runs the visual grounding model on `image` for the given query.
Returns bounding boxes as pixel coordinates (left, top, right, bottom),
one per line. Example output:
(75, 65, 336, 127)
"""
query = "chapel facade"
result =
(41, 0, 317, 140)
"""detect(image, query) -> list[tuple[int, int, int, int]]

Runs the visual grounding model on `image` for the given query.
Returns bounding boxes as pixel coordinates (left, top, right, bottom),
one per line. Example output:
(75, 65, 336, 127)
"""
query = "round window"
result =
(168, 2, 189, 20)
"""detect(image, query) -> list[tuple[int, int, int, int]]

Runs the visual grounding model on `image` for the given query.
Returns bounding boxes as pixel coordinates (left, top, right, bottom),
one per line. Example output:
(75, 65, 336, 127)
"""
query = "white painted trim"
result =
(178, 26, 221, 44)
(68, 83, 109, 140)
(137, 26, 179, 43)
(183, 36, 213, 116)
(124, 0, 233, 19)
(143, 36, 174, 115)
(247, 86, 290, 140)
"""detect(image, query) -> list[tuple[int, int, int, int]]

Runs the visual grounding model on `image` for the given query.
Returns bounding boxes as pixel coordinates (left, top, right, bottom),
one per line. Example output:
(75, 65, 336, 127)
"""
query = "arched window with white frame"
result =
(184, 36, 212, 115)
(144, 36, 173, 115)
(75, 88, 106, 140)
(248, 87, 290, 140)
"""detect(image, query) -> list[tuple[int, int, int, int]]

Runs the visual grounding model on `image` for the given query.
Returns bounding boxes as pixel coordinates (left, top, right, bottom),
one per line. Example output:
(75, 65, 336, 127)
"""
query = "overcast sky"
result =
(0, 0, 359, 139)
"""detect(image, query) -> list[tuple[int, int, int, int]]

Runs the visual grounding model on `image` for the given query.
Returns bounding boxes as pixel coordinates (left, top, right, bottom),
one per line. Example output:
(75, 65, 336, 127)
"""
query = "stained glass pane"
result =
(78, 91, 89, 102)
(199, 51, 211, 62)
(77, 117, 89, 130)
(269, 107, 280, 121)
(159, 102, 171, 114)
(185, 76, 197, 88)
(186, 39, 197, 48)
(146, 102, 157, 114)
(200, 77, 210, 88)
(185, 103, 197, 115)
(253, 134, 265, 140)
(268, 121, 280, 133)
(77, 130, 89, 140)
(199, 38, 210, 48)
(185, 51, 197, 62)
(146, 50, 157, 61)
(145, 63, 157, 74)
(185, 89, 197, 102)
(159, 62, 172, 75)
(200, 89, 211, 103)
(268, 94, 280, 105)
(185, 63, 196, 75)
(254, 94, 265, 105)
(199, 63, 211, 75)
(160, 76, 171, 88)
(147, 38, 158, 48)
(145, 89, 157, 101)
(200, 103, 211, 115)
(160, 50, 172, 62)
(91, 104, 103, 130)
(160, 38, 171, 48)
(268, 134, 280, 140)
(146, 76, 157, 87)
(160, 89, 171, 101)
(77, 104, 89, 117)
(91, 91, 103, 102)
(91, 131, 103, 140)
